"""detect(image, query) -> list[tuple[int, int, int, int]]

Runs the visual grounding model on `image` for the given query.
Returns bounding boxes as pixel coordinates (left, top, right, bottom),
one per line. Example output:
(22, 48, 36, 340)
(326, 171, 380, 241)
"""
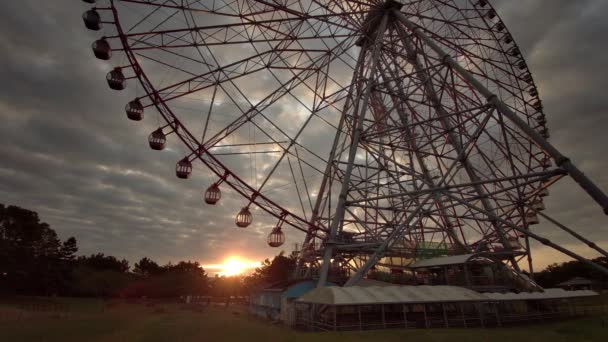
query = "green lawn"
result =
(1, 297, 607, 342)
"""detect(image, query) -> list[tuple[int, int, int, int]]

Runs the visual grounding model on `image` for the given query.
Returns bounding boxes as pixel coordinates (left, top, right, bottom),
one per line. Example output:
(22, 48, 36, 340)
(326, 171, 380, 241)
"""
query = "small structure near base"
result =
(249, 280, 334, 326)
(295, 285, 597, 331)
(409, 253, 541, 292)
(557, 277, 601, 291)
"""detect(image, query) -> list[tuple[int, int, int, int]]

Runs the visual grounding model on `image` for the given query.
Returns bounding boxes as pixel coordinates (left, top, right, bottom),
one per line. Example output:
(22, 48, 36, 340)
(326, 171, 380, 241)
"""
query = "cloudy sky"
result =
(0, 0, 607, 271)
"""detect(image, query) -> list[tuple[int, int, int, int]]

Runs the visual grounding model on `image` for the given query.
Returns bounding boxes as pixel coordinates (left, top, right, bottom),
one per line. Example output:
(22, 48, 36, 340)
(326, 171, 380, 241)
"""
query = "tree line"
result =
(0, 204, 295, 298)
(534, 256, 608, 288)
(2, 203, 605, 298)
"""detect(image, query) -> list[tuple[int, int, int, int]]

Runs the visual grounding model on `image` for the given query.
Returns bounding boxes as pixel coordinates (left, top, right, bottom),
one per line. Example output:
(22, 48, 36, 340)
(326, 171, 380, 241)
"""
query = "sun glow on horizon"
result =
(203, 256, 260, 276)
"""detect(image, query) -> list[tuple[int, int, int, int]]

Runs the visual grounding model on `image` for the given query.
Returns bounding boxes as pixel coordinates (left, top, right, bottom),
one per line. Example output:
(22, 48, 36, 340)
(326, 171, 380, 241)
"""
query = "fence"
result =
(295, 299, 608, 331)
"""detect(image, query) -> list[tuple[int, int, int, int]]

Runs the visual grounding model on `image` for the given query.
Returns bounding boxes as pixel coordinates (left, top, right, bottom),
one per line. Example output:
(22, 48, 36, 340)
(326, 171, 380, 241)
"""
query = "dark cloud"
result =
(0, 0, 606, 271)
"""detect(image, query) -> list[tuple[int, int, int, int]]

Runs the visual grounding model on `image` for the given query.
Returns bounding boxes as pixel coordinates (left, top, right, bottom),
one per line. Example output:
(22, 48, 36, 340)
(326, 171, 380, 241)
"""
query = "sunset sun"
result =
(203, 257, 260, 277)
(221, 258, 248, 276)
(220, 257, 260, 276)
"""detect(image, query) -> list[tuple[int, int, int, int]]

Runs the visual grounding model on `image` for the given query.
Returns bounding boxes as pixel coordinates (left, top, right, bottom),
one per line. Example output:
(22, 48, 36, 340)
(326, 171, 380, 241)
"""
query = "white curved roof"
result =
(409, 254, 476, 268)
(297, 286, 598, 305)
(297, 285, 488, 305)
(483, 288, 597, 301)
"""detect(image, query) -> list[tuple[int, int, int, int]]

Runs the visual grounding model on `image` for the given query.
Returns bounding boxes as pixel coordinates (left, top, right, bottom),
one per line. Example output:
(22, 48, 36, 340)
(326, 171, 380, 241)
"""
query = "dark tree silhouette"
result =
(126, 260, 209, 298)
(133, 257, 162, 277)
(5, 202, 605, 298)
(243, 251, 297, 291)
(0, 204, 77, 295)
(60, 237, 78, 261)
(77, 253, 130, 273)
(534, 257, 608, 287)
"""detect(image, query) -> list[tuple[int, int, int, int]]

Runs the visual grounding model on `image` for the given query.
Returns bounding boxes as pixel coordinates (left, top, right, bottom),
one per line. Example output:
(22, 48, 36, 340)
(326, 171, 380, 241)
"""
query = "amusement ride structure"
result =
(79, 0, 608, 289)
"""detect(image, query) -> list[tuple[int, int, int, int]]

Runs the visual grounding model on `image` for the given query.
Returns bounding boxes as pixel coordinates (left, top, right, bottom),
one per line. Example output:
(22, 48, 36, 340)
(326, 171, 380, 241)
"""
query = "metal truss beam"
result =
(392, 9, 608, 215)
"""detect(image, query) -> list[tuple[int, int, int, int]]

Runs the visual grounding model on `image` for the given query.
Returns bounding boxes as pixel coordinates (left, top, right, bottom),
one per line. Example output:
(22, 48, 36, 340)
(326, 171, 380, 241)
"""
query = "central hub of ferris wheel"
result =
(356, 0, 404, 46)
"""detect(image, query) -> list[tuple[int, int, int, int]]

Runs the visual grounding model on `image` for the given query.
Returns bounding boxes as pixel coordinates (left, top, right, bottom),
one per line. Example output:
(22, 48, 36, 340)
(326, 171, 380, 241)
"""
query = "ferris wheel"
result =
(79, 0, 608, 286)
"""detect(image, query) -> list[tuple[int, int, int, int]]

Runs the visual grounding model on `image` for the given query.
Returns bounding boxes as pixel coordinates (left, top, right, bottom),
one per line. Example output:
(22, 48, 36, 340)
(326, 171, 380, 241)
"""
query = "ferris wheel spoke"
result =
(190, 11, 358, 147)
(286, 155, 313, 221)
(112, 12, 333, 239)
(308, 0, 370, 30)
(138, 48, 325, 105)
(400, 15, 522, 90)
(241, 109, 329, 209)
(127, 32, 354, 50)
(116, 13, 361, 51)
(254, 0, 373, 33)
(354, 172, 551, 217)
(117, 0, 277, 17)
(200, 40, 355, 152)
(235, 14, 363, 115)
(176, 9, 332, 148)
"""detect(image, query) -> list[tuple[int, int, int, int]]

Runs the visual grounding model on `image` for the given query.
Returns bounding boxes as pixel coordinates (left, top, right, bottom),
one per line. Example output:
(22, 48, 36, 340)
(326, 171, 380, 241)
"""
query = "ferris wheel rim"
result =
(107, 1, 327, 237)
(102, 0, 552, 252)
(77, 0, 608, 284)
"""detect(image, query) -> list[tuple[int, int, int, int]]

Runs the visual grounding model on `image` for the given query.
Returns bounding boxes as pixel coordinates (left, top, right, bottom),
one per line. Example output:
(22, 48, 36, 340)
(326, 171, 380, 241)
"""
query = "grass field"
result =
(1, 297, 607, 342)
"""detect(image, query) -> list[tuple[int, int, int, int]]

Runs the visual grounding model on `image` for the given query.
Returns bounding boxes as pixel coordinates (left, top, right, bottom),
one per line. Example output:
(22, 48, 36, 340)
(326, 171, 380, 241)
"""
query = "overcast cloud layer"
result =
(0, 0, 607, 270)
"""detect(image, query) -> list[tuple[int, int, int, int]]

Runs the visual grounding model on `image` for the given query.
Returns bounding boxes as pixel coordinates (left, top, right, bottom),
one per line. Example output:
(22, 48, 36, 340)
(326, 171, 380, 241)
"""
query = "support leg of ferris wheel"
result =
(392, 23, 522, 273)
(379, 65, 471, 254)
(316, 14, 390, 288)
(391, 9, 608, 216)
(344, 94, 501, 286)
(343, 101, 519, 286)
(535, 210, 608, 258)
(293, 31, 371, 280)
(389, 10, 608, 275)
(444, 192, 608, 275)
(343, 197, 437, 286)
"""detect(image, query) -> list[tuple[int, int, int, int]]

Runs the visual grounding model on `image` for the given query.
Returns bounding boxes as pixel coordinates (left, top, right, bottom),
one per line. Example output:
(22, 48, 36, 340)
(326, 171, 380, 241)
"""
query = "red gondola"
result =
(176, 158, 192, 179)
(106, 67, 126, 91)
(148, 129, 166, 151)
(82, 9, 101, 31)
(126, 99, 144, 121)
(204, 184, 221, 205)
(92, 39, 111, 60)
